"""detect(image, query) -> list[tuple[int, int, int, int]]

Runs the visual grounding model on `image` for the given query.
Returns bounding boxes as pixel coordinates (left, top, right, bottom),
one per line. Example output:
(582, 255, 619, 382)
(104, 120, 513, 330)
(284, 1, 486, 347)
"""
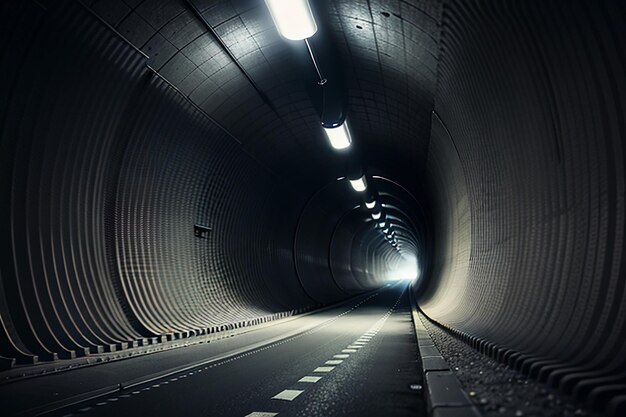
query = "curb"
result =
(409, 286, 482, 417)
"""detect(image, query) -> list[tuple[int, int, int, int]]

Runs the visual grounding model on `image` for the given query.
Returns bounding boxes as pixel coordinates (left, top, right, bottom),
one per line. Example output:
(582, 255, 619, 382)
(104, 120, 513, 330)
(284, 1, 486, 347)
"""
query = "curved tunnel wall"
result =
(0, 1, 323, 365)
(419, 0, 626, 413)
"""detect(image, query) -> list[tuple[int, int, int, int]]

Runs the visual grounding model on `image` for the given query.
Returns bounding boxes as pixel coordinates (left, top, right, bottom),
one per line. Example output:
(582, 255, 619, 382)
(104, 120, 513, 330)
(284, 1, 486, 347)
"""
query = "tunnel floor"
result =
(2, 283, 425, 417)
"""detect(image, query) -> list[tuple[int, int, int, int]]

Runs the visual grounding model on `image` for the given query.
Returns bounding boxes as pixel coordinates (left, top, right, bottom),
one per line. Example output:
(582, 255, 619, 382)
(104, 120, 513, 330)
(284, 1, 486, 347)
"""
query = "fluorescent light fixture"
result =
(266, 0, 318, 40)
(336, 176, 346, 181)
(365, 200, 376, 209)
(350, 176, 367, 192)
(378, 221, 386, 228)
(382, 228, 389, 233)
(323, 121, 352, 150)
(371, 211, 381, 220)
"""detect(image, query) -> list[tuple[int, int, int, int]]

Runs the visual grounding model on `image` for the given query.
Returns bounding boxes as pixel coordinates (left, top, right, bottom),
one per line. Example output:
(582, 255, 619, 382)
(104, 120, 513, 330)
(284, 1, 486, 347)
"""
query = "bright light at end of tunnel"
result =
(350, 176, 367, 192)
(323, 121, 352, 150)
(365, 200, 376, 209)
(386, 256, 420, 282)
(265, 0, 318, 40)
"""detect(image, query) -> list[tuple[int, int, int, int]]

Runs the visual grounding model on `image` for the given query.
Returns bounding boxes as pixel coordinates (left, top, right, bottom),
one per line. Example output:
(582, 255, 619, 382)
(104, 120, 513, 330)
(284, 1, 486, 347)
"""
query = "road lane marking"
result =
(314, 366, 335, 372)
(272, 389, 304, 401)
(325, 360, 343, 365)
(63, 291, 393, 416)
(299, 376, 322, 383)
(334, 354, 349, 358)
(347, 345, 362, 349)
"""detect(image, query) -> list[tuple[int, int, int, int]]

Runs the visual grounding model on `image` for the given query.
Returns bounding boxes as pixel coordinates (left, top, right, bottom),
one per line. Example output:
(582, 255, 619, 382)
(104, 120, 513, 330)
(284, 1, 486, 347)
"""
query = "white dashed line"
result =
(347, 345, 362, 349)
(314, 366, 335, 372)
(354, 341, 367, 345)
(325, 359, 343, 365)
(272, 389, 304, 401)
(299, 376, 322, 383)
(334, 354, 349, 358)
(245, 413, 278, 417)
(342, 349, 357, 353)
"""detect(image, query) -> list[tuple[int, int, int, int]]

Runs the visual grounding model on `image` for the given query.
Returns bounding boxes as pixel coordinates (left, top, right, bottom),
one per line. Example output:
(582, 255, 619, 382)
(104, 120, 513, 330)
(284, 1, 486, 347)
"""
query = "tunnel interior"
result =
(0, 0, 625, 416)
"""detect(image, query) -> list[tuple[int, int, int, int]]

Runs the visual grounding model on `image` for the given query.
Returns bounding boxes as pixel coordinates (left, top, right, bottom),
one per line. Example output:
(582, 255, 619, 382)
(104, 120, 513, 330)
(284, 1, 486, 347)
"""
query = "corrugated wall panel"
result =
(0, 0, 316, 365)
(420, 0, 626, 413)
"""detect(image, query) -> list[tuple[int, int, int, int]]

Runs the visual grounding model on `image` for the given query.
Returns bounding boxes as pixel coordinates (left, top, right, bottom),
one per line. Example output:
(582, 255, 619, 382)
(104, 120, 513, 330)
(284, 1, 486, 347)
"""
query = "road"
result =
(6, 283, 425, 417)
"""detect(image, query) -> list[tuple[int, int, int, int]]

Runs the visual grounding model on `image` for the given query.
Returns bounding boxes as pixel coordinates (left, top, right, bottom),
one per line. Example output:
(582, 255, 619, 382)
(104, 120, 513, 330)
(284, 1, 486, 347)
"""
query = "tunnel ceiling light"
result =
(378, 221, 386, 228)
(323, 121, 352, 150)
(265, 0, 318, 40)
(365, 200, 376, 209)
(350, 176, 367, 192)
(371, 211, 381, 220)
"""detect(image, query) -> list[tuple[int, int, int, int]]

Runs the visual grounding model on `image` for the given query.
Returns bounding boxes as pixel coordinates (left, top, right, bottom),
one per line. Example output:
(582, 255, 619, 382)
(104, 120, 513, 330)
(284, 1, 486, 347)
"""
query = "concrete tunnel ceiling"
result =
(0, 0, 625, 415)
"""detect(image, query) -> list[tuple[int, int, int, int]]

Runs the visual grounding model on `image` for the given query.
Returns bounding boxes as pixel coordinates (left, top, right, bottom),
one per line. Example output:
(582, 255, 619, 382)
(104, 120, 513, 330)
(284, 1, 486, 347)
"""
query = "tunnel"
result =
(0, 0, 625, 416)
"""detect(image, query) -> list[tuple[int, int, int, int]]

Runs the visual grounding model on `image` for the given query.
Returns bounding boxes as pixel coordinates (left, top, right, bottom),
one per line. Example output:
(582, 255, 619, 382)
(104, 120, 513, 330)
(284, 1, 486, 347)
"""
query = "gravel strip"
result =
(419, 313, 601, 417)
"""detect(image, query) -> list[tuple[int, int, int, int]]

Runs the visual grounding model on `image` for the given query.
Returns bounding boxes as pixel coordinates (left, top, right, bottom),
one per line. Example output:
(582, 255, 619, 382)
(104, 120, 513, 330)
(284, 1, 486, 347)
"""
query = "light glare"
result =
(371, 211, 381, 220)
(365, 200, 376, 209)
(266, 0, 318, 40)
(323, 122, 352, 150)
(385, 256, 420, 282)
(350, 176, 367, 192)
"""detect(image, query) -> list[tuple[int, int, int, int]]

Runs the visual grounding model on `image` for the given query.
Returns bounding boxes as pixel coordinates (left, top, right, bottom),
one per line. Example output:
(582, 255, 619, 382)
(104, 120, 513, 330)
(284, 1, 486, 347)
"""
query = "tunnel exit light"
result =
(265, 0, 318, 40)
(323, 121, 352, 150)
(350, 176, 367, 192)
(386, 256, 420, 282)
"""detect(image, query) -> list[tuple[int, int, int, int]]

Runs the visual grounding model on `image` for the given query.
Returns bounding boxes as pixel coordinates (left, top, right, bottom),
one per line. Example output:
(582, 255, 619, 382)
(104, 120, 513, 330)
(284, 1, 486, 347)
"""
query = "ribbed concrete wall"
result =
(419, 0, 626, 414)
(0, 1, 320, 366)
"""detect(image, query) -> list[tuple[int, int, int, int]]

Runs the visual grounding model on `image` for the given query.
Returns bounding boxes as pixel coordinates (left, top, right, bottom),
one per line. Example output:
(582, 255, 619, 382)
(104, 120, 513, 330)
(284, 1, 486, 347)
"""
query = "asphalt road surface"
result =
(6, 282, 425, 417)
